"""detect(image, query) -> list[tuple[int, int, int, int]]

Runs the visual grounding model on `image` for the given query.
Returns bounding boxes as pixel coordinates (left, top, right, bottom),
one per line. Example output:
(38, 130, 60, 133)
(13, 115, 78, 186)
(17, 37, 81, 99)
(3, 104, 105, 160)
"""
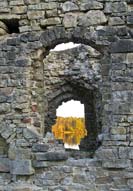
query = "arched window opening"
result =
(52, 100, 87, 150)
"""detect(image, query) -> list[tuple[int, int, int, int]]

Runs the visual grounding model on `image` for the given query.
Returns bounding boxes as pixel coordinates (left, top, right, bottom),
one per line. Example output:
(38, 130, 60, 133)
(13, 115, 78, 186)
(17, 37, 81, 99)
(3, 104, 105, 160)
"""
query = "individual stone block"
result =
(62, 1, 79, 12)
(32, 160, 48, 168)
(9, 0, 24, 6)
(104, 2, 127, 13)
(46, 9, 58, 17)
(78, 11, 107, 26)
(95, 148, 118, 160)
(40, 18, 61, 27)
(8, 147, 31, 160)
(32, 143, 49, 152)
(10, 160, 34, 175)
(28, 2, 57, 10)
(111, 40, 133, 53)
(0, 158, 10, 172)
(63, 13, 77, 28)
(111, 127, 126, 135)
(127, 15, 133, 25)
(109, 17, 125, 26)
(0, 103, 10, 114)
(12, 6, 27, 14)
(102, 159, 131, 169)
(23, 128, 41, 140)
(119, 147, 130, 159)
(80, 1, 103, 11)
(27, 11, 45, 20)
(35, 152, 68, 161)
(129, 147, 133, 159)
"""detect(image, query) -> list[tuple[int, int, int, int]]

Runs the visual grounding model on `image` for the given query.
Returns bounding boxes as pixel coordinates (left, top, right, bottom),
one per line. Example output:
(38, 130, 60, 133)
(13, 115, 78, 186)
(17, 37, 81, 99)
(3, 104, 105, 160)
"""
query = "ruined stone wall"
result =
(0, 0, 133, 190)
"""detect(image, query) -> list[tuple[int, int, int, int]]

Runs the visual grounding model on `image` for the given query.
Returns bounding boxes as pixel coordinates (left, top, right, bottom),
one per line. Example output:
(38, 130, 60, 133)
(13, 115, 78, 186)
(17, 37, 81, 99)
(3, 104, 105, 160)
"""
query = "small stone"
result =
(40, 18, 61, 27)
(104, 2, 127, 13)
(35, 152, 68, 161)
(111, 40, 133, 53)
(80, 1, 103, 11)
(63, 13, 77, 28)
(102, 159, 131, 169)
(32, 143, 49, 152)
(0, 103, 10, 114)
(27, 11, 45, 20)
(62, 1, 79, 12)
(0, 158, 10, 172)
(109, 17, 125, 26)
(78, 11, 107, 26)
(23, 128, 41, 140)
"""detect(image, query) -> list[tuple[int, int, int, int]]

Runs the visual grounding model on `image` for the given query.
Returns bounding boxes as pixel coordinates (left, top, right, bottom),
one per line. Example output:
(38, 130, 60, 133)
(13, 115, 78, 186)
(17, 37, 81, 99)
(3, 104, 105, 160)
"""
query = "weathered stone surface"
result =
(0, 103, 10, 114)
(32, 143, 49, 152)
(78, 11, 107, 26)
(40, 18, 61, 27)
(111, 40, 133, 53)
(10, 160, 34, 175)
(127, 15, 133, 25)
(23, 128, 41, 140)
(27, 11, 45, 19)
(8, 147, 31, 160)
(35, 152, 68, 161)
(0, 158, 10, 172)
(109, 17, 125, 26)
(102, 159, 131, 169)
(62, 1, 79, 12)
(80, 1, 103, 11)
(104, 2, 127, 13)
(63, 13, 77, 28)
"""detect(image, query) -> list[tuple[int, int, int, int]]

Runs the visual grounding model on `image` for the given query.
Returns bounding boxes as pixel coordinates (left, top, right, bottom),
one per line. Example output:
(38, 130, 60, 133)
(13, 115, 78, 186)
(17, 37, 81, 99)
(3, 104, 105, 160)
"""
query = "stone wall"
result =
(0, 0, 133, 190)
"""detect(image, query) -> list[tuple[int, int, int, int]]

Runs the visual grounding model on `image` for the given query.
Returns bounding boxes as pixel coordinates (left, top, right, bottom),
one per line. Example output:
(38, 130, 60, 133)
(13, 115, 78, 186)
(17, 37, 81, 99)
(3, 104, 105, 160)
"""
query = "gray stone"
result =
(62, 1, 79, 12)
(102, 159, 131, 169)
(0, 158, 10, 172)
(104, 2, 127, 13)
(63, 13, 77, 28)
(80, 1, 103, 11)
(32, 143, 49, 152)
(23, 128, 42, 140)
(10, 160, 35, 175)
(0, 103, 10, 114)
(40, 18, 61, 27)
(111, 40, 133, 53)
(78, 11, 107, 26)
(127, 15, 133, 25)
(35, 152, 68, 161)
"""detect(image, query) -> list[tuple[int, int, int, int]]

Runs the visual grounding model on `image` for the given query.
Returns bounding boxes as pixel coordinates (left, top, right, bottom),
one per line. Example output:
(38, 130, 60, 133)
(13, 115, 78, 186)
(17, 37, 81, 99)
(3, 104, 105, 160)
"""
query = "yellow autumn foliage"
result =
(52, 117, 87, 146)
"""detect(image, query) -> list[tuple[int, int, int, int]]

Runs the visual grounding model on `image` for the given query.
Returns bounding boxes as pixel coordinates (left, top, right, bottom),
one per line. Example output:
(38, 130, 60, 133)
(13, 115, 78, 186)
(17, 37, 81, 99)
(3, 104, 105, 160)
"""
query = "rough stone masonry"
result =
(0, 0, 133, 190)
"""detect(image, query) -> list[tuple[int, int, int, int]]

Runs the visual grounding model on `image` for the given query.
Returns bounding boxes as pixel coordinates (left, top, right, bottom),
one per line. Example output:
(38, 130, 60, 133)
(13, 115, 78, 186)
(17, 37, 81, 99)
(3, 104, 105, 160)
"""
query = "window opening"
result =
(1, 19, 19, 34)
(52, 100, 87, 150)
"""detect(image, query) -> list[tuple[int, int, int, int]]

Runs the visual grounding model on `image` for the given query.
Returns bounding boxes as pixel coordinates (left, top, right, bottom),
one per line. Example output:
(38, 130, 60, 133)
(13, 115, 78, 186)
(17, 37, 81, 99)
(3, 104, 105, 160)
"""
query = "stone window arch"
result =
(26, 27, 111, 152)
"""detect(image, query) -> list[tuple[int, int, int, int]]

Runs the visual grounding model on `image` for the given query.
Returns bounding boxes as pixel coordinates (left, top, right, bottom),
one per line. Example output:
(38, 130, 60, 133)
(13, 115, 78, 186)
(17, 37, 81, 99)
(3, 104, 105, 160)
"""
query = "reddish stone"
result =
(31, 104, 37, 112)
(22, 118, 31, 123)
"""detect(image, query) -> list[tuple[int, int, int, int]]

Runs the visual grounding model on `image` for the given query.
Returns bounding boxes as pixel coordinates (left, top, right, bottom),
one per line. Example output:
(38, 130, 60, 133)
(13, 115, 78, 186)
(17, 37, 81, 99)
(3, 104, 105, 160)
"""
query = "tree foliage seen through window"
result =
(52, 117, 87, 146)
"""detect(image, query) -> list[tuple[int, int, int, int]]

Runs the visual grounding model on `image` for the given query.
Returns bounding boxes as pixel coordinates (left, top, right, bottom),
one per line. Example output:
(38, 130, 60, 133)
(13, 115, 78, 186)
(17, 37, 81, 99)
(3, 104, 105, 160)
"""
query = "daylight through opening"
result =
(52, 100, 87, 150)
